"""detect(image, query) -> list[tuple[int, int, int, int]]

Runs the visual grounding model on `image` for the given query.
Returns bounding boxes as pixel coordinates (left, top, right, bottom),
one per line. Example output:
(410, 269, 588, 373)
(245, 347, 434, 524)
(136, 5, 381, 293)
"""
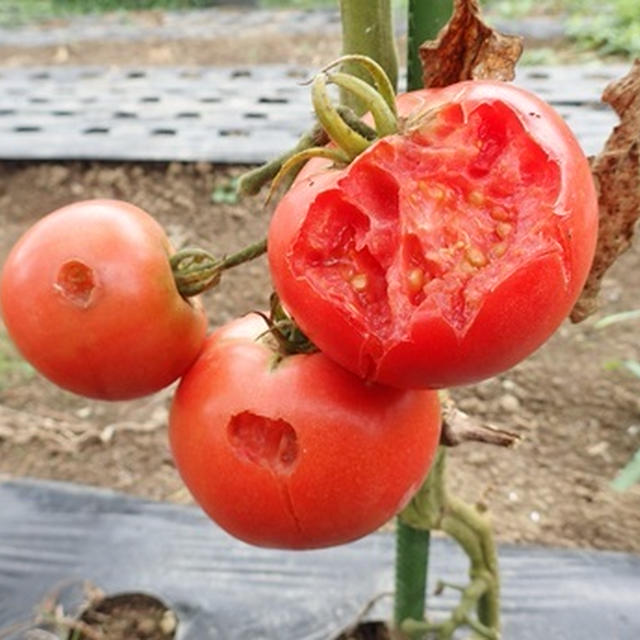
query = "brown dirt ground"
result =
(0, 18, 639, 555)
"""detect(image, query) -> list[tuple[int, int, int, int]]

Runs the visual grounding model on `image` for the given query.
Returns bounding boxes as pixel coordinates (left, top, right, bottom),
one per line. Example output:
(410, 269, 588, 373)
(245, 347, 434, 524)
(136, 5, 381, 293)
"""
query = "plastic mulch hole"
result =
(68, 592, 178, 640)
(333, 620, 390, 640)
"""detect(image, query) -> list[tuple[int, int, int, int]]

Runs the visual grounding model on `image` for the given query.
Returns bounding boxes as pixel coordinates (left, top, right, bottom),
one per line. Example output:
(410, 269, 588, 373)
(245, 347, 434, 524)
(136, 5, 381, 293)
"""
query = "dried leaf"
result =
(419, 0, 523, 88)
(571, 60, 640, 322)
(440, 398, 521, 448)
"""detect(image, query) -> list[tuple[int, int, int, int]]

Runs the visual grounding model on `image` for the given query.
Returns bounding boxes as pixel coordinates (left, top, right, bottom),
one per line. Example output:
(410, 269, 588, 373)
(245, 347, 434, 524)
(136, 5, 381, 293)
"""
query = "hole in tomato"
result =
(54, 259, 96, 308)
(228, 411, 298, 475)
(292, 191, 393, 336)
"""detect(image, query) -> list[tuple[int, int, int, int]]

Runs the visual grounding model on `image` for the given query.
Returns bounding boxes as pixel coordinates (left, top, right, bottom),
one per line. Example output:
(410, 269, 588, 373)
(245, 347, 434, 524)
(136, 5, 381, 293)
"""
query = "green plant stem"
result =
(394, 520, 430, 637)
(407, 0, 453, 91)
(398, 449, 500, 639)
(339, 0, 399, 113)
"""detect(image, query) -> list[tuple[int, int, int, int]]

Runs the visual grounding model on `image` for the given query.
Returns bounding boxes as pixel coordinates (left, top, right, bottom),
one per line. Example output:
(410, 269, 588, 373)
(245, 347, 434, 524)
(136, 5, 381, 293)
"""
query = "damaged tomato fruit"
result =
(169, 313, 441, 549)
(268, 81, 599, 389)
(0, 199, 207, 400)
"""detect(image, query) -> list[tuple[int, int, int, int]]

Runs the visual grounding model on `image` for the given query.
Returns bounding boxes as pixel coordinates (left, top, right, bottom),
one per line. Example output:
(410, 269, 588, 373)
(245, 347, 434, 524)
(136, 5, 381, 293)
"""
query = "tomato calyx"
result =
(171, 238, 267, 298)
(269, 56, 400, 195)
(255, 294, 318, 362)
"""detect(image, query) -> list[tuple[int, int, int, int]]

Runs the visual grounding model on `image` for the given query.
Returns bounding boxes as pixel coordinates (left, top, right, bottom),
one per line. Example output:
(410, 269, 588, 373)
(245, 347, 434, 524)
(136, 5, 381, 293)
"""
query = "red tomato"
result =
(169, 313, 441, 550)
(268, 81, 599, 389)
(0, 199, 207, 400)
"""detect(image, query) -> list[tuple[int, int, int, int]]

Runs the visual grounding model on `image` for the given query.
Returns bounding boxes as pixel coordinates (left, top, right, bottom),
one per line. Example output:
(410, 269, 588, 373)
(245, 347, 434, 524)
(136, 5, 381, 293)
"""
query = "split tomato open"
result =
(268, 81, 599, 388)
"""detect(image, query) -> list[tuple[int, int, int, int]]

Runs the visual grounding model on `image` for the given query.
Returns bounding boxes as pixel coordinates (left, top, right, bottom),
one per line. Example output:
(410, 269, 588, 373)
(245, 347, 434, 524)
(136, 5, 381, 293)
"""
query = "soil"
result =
(335, 621, 390, 640)
(0, 9, 639, 561)
(74, 593, 177, 640)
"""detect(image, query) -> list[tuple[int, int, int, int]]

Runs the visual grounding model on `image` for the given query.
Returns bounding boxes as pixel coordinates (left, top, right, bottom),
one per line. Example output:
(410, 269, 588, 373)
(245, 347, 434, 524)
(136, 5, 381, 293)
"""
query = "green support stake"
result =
(407, 0, 453, 91)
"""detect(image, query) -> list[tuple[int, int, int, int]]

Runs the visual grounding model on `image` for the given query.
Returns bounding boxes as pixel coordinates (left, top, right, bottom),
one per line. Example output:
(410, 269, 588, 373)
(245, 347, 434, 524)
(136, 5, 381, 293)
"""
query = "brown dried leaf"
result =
(419, 0, 523, 88)
(571, 60, 640, 322)
(440, 398, 521, 448)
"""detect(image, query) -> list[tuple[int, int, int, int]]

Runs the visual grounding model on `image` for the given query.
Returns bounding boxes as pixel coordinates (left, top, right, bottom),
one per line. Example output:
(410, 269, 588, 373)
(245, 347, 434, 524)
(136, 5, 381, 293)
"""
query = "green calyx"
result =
(258, 294, 318, 362)
(171, 238, 267, 298)
(269, 55, 399, 195)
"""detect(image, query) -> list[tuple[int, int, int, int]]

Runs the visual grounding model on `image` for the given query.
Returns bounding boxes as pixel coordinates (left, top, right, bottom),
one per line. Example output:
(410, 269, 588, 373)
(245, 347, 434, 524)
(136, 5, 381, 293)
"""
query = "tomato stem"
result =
(396, 449, 501, 638)
(171, 238, 267, 298)
(237, 123, 328, 197)
(320, 54, 398, 118)
(312, 72, 373, 160)
(339, 0, 398, 114)
(236, 106, 375, 197)
(327, 71, 398, 138)
(267, 147, 350, 203)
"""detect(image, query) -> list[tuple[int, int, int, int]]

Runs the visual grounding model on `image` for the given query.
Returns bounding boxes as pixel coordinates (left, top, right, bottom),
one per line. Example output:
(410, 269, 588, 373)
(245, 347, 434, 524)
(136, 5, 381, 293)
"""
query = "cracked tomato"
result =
(268, 81, 599, 389)
(169, 313, 441, 550)
(0, 199, 207, 400)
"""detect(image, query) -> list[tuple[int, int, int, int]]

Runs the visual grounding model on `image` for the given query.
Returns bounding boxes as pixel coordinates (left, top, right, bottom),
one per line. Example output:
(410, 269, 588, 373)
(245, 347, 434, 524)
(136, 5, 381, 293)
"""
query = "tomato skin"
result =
(169, 314, 441, 550)
(0, 199, 207, 400)
(268, 81, 599, 389)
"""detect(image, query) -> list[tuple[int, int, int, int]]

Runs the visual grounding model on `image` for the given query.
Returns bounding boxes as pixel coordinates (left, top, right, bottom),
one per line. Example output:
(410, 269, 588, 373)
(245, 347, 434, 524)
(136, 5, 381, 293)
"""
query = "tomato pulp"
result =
(169, 314, 441, 550)
(0, 199, 207, 400)
(268, 81, 599, 388)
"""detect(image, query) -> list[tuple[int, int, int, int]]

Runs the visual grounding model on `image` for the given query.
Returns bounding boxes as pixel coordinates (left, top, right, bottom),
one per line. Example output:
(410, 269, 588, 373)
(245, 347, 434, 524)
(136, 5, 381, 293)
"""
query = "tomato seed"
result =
(489, 205, 513, 222)
(465, 246, 488, 268)
(419, 180, 445, 201)
(407, 268, 425, 292)
(468, 190, 485, 206)
(495, 222, 513, 239)
(491, 242, 508, 258)
(350, 273, 368, 291)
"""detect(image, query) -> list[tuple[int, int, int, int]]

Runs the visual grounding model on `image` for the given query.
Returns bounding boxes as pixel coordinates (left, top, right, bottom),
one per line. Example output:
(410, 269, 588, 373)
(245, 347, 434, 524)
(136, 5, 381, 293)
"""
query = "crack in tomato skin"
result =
(227, 411, 304, 535)
(269, 81, 598, 388)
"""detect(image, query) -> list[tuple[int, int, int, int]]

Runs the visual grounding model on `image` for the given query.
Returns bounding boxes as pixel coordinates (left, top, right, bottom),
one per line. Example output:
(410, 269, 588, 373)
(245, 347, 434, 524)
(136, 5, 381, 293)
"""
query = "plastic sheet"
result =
(0, 478, 638, 639)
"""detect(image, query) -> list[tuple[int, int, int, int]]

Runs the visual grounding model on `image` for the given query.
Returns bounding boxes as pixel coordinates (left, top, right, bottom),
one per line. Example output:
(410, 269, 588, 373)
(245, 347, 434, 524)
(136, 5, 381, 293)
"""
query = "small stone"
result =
(75, 406, 92, 419)
(529, 510, 541, 523)
(160, 610, 178, 635)
(457, 396, 487, 414)
(586, 441, 609, 457)
(468, 451, 489, 465)
(499, 393, 520, 413)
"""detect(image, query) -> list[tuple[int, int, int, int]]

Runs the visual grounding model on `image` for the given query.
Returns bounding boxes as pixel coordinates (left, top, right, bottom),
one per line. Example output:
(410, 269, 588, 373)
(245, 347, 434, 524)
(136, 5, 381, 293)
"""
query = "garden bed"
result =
(0, 158, 639, 555)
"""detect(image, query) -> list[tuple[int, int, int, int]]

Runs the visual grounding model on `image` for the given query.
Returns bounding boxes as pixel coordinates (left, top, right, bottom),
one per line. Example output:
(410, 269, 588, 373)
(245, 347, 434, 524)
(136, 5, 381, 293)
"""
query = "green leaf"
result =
(611, 448, 640, 491)
(594, 309, 640, 329)
(622, 360, 640, 378)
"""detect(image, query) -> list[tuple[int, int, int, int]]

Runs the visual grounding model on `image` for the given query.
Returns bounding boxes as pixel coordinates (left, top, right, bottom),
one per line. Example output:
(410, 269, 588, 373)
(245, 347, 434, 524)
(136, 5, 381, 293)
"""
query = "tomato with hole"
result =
(268, 81, 599, 389)
(0, 199, 207, 400)
(169, 313, 441, 550)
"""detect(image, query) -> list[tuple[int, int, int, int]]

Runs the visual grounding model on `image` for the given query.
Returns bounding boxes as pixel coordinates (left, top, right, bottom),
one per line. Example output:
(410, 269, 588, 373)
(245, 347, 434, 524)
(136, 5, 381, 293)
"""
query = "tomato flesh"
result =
(269, 82, 598, 388)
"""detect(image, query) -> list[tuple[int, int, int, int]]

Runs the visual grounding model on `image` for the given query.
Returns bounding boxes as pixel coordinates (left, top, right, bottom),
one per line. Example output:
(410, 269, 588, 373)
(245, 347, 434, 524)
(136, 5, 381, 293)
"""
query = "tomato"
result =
(0, 199, 207, 400)
(268, 81, 599, 389)
(169, 313, 441, 550)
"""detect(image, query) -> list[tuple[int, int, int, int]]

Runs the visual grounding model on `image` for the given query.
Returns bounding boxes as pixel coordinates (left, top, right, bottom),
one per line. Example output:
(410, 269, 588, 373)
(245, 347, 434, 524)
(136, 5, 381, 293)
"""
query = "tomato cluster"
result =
(0, 78, 597, 550)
